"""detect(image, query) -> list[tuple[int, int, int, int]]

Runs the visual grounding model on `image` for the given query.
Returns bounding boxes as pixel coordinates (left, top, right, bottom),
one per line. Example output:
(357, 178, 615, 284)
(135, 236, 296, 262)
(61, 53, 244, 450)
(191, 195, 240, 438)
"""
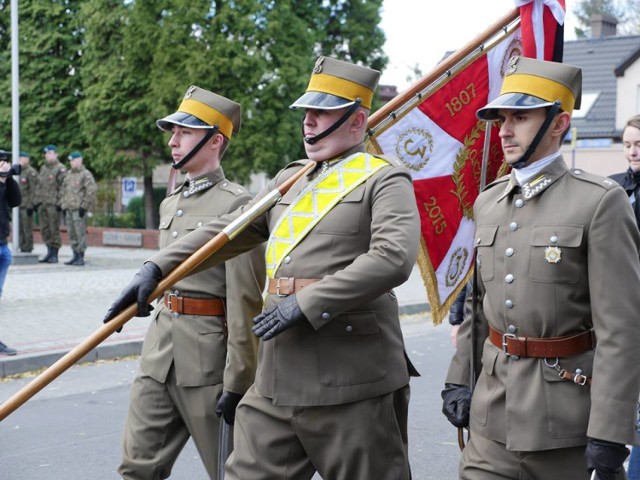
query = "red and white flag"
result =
(366, 11, 522, 324)
(517, 0, 565, 61)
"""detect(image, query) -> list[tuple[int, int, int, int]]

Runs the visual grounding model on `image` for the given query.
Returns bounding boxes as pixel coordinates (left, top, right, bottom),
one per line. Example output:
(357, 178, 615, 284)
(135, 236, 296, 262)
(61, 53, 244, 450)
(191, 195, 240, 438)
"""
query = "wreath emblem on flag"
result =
(395, 127, 434, 171)
(445, 246, 469, 287)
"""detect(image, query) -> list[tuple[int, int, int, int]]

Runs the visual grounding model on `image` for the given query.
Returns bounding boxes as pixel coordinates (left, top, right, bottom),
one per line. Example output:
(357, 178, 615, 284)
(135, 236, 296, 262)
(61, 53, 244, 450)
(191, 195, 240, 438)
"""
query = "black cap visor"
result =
(476, 93, 554, 120)
(156, 111, 215, 131)
(289, 91, 355, 110)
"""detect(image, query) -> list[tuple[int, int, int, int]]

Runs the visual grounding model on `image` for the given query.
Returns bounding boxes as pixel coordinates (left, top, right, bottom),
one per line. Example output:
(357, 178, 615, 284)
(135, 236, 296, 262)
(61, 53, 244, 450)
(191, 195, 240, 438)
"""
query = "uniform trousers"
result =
(18, 208, 33, 252)
(65, 209, 87, 253)
(38, 204, 61, 249)
(460, 431, 602, 480)
(118, 365, 229, 480)
(225, 384, 411, 480)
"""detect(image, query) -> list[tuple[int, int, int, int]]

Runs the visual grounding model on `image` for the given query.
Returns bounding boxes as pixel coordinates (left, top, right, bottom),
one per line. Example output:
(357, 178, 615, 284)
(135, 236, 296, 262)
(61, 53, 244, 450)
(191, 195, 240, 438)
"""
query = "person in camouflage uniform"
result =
(36, 144, 66, 263)
(60, 151, 96, 266)
(17, 151, 38, 253)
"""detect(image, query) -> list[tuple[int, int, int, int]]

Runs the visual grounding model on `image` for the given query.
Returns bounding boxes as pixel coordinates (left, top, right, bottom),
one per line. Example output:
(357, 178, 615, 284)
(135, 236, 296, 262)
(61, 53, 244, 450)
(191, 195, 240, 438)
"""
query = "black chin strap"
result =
(172, 126, 218, 170)
(511, 101, 562, 170)
(304, 99, 361, 145)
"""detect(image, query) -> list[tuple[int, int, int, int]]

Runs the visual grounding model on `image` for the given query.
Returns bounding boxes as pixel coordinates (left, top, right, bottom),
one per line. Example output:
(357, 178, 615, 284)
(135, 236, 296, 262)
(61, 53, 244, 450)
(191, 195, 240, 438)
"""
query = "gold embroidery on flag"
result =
(265, 153, 389, 278)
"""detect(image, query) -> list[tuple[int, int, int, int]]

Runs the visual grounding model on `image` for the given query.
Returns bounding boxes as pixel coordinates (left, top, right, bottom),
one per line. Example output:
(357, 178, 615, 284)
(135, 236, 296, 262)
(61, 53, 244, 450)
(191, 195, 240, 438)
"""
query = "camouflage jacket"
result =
(18, 165, 39, 209)
(36, 161, 66, 206)
(60, 166, 97, 211)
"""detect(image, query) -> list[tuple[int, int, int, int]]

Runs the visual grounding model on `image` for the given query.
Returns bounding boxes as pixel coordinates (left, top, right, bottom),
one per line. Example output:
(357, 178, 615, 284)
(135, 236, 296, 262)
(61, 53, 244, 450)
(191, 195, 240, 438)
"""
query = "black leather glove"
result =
(56, 205, 62, 212)
(252, 295, 306, 340)
(26, 208, 33, 216)
(441, 383, 472, 428)
(103, 262, 162, 328)
(585, 437, 629, 480)
(215, 391, 243, 425)
(78, 207, 85, 218)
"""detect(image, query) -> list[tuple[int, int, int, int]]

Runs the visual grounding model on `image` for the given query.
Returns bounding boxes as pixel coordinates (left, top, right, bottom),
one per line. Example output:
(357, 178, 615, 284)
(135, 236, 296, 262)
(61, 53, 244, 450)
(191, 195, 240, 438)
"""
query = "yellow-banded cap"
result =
(290, 56, 380, 110)
(477, 56, 582, 121)
(157, 86, 241, 139)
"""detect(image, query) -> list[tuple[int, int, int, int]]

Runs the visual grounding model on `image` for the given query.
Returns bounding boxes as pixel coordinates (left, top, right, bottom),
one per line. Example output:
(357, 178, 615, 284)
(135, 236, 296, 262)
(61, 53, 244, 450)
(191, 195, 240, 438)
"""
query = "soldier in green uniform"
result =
(115, 86, 265, 480)
(441, 56, 640, 479)
(17, 151, 38, 253)
(104, 57, 420, 480)
(60, 151, 97, 266)
(36, 144, 66, 263)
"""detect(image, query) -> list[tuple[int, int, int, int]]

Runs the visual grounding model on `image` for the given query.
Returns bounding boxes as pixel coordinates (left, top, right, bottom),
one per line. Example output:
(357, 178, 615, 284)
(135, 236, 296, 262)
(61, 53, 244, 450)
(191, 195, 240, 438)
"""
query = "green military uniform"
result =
(37, 145, 66, 262)
(118, 87, 265, 480)
(17, 152, 38, 253)
(60, 151, 97, 265)
(145, 58, 421, 480)
(445, 57, 640, 479)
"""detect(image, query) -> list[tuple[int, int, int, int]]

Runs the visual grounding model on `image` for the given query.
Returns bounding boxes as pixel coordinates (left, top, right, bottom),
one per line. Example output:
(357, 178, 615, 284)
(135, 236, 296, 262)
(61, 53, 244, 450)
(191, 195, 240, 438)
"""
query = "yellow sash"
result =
(265, 153, 389, 278)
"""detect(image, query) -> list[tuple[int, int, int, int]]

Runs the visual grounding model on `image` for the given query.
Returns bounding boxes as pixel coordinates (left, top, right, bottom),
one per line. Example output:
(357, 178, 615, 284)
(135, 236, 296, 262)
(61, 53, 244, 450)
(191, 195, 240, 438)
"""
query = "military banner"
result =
(366, 9, 522, 324)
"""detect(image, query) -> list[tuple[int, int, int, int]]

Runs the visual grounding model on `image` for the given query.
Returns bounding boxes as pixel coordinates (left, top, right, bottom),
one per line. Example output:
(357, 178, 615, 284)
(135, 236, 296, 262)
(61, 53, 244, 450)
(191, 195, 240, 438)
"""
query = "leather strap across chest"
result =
(489, 325, 596, 358)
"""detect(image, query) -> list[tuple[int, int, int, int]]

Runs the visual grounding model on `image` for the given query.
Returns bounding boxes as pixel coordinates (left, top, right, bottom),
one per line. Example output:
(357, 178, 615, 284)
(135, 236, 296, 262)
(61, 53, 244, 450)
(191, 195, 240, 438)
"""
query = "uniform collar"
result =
(308, 142, 366, 177)
(174, 167, 225, 196)
(498, 155, 568, 202)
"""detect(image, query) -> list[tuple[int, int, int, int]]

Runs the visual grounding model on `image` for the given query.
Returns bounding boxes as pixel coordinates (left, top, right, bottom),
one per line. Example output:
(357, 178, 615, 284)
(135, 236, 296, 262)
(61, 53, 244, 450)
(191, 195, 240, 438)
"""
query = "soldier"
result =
(104, 57, 420, 480)
(17, 151, 38, 253)
(60, 151, 97, 266)
(36, 144, 66, 263)
(115, 86, 265, 479)
(441, 56, 640, 479)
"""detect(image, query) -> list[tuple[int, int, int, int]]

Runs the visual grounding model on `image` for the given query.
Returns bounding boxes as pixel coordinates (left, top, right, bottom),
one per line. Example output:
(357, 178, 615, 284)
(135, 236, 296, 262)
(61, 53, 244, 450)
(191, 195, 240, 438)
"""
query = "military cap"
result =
(156, 86, 241, 139)
(68, 151, 83, 160)
(290, 56, 381, 110)
(477, 56, 582, 121)
(43, 144, 57, 153)
(19, 151, 30, 158)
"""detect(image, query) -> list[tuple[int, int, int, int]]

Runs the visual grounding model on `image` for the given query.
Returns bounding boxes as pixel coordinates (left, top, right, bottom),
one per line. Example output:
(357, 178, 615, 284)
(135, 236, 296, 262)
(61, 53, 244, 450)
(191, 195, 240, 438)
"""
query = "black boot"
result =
(71, 252, 85, 266)
(47, 248, 59, 264)
(39, 247, 52, 263)
(65, 251, 79, 265)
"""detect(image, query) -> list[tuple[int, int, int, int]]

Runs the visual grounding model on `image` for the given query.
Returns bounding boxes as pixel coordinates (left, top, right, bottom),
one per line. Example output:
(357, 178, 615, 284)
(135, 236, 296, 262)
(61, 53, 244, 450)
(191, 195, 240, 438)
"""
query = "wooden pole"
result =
(0, 161, 315, 421)
(368, 8, 519, 130)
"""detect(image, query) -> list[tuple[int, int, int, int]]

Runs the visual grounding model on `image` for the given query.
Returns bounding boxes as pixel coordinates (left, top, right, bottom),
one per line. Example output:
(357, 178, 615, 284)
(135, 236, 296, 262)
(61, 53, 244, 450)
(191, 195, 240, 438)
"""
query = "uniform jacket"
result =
(18, 165, 38, 210)
(447, 156, 640, 451)
(60, 165, 97, 211)
(36, 161, 66, 206)
(0, 177, 21, 242)
(148, 144, 421, 406)
(140, 167, 265, 392)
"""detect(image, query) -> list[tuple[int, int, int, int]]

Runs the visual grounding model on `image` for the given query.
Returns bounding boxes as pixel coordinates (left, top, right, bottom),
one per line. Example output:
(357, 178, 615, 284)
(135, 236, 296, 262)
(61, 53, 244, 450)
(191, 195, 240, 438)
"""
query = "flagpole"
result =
(369, 8, 519, 130)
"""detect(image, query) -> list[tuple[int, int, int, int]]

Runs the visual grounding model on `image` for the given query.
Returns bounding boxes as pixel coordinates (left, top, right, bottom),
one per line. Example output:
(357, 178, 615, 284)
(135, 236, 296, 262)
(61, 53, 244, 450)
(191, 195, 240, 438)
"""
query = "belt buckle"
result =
(275, 278, 288, 297)
(166, 292, 178, 311)
(501, 333, 519, 360)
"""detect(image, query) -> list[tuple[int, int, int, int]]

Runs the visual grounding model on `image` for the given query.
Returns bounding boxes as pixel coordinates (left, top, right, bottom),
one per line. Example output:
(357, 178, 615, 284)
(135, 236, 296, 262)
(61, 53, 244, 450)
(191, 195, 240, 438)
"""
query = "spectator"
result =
(36, 145, 66, 263)
(60, 151, 97, 266)
(17, 151, 38, 253)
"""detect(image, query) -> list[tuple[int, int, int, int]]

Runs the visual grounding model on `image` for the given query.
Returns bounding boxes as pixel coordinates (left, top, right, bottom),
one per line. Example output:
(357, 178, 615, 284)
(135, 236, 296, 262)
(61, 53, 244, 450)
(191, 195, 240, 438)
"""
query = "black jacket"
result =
(0, 177, 22, 243)
(609, 168, 640, 228)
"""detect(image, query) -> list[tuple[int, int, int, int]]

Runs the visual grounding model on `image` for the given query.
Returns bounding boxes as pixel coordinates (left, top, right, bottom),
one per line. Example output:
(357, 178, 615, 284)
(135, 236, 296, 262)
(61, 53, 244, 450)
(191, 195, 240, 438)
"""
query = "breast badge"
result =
(544, 246, 562, 263)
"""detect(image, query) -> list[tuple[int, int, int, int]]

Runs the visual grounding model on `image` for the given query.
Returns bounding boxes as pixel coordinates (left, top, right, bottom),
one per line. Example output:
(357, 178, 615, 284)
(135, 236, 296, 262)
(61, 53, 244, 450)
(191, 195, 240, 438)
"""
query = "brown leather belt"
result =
(163, 293, 225, 316)
(489, 326, 596, 358)
(267, 277, 320, 296)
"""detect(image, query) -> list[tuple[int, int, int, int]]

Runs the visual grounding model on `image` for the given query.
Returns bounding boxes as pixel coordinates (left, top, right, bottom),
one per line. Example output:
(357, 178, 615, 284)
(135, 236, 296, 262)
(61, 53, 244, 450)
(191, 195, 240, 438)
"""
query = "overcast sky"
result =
(379, 0, 578, 89)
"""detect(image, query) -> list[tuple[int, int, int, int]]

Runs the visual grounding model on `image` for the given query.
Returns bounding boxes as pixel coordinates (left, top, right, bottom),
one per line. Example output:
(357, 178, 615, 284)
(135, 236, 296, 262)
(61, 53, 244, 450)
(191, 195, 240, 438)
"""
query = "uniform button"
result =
(515, 199, 524, 208)
(509, 222, 518, 231)
(476, 237, 481, 244)
(183, 191, 190, 198)
(550, 235, 558, 243)
(197, 222, 203, 227)
(174, 290, 180, 296)
(346, 325, 353, 332)
(223, 181, 228, 187)
(284, 256, 291, 264)
(505, 299, 514, 309)
(176, 209, 184, 217)
(321, 312, 330, 320)
(508, 324, 517, 333)
(160, 221, 165, 227)
(505, 247, 514, 257)
(172, 231, 178, 238)
(574, 169, 582, 175)
(505, 274, 514, 283)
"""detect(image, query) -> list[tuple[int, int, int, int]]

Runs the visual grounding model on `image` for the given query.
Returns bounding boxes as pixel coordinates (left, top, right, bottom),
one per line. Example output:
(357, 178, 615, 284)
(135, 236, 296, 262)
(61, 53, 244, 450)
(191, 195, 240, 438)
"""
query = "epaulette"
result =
(570, 168, 619, 191)
(482, 174, 509, 192)
(218, 179, 249, 197)
(374, 153, 401, 167)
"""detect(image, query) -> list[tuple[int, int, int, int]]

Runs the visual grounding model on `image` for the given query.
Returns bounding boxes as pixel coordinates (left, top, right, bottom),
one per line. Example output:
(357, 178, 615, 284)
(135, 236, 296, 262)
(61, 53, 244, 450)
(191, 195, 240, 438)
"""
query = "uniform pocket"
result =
(185, 215, 214, 232)
(529, 225, 583, 284)
(475, 226, 498, 282)
(196, 316, 226, 377)
(471, 343, 500, 427)
(316, 187, 364, 236)
(318, 311, 386, 386)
